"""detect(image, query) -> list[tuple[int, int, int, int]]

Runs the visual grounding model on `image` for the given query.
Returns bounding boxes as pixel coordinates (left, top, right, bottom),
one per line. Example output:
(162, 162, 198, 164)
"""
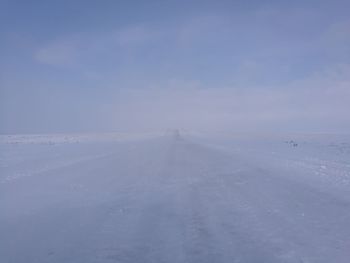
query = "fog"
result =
(2, 72, 350, 134)
(2, 3, 350, 262)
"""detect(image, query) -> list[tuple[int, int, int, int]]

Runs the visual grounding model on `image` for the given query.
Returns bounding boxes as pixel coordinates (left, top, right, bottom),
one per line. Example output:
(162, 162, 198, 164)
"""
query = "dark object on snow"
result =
(285, 140, 298, 147)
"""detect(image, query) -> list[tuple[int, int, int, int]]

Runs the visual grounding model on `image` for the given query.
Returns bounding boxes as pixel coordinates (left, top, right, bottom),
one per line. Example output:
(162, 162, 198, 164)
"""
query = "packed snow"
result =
(1, 132, 350, 263)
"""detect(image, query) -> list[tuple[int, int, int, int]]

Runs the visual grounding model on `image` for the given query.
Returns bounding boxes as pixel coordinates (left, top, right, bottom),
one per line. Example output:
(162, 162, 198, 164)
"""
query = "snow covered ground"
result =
(1, 132, 350, 263)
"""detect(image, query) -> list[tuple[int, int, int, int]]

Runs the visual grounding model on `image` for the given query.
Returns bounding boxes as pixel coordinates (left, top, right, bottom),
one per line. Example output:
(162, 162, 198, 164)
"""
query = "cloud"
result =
(175, 14, 229, 47)
(34, 39, 79, 67)
(92, 64, 350, 133)
(33, 24, 162, 72)
(114, 25, 158, 46)
(8, 4, 349, 133)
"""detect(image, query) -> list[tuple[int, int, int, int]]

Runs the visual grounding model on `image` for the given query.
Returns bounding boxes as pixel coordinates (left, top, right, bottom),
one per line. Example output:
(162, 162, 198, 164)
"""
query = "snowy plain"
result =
(1, 132, 350, 263)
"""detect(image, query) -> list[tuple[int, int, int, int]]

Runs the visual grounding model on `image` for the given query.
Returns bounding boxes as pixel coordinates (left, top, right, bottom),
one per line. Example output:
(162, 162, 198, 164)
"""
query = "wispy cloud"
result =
(115, 25, 159, 46)
(33, 24, 160, 69)
(2, 1, 350, 133)
(34, 39, 79, 67)
(93, 64, 350, 133)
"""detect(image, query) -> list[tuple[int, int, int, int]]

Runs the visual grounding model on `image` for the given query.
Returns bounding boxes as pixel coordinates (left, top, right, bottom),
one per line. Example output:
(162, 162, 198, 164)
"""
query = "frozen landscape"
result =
(1, 132, 350, 263)
(2, 0, 350, 262)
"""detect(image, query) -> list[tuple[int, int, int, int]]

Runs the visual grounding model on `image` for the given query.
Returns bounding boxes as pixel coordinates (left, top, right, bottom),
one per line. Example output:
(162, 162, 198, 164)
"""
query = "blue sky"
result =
(1, 0, 350, 133)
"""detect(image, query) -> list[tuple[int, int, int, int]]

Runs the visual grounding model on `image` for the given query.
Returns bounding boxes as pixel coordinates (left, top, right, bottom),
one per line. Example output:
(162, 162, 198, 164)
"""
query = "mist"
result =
(2, 2, 350, 263)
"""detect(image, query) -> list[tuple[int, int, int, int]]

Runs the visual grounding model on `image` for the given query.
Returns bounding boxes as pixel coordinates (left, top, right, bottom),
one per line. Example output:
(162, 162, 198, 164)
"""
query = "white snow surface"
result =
(1, 132, 350, 263)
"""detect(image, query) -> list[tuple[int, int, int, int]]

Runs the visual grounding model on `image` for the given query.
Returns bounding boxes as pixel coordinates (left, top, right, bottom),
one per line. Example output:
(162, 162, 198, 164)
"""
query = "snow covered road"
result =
(1, 134, 350, 263)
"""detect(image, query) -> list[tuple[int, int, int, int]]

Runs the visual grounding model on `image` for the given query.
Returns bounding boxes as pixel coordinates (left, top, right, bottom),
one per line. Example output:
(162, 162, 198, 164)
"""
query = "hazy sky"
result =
(1, 0, 350, 134)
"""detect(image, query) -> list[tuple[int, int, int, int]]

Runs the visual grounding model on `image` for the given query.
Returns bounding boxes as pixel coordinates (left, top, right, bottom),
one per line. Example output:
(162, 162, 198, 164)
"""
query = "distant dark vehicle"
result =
(286, 140, 298, 147)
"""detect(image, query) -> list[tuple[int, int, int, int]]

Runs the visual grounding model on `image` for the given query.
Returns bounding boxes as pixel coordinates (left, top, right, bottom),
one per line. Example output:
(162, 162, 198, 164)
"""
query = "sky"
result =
(1, 0, 350, 134)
